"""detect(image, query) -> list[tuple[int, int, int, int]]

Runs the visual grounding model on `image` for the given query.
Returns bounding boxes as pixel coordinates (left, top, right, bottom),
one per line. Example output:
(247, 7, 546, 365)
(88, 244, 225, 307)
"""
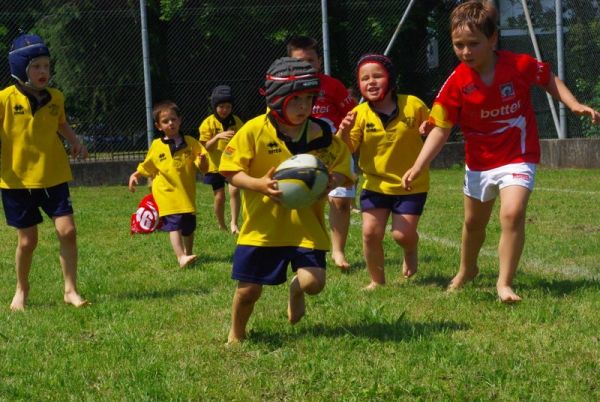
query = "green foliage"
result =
(1, 168, 599, 399)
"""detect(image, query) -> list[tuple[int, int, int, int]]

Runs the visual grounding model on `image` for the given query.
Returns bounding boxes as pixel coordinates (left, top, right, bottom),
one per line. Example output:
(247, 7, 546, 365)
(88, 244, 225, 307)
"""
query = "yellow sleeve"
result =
(347, 104, 364, 153)
(219, 123, 255, 175)
(198, 117, 214, 143)
(137, 141, 159, 177)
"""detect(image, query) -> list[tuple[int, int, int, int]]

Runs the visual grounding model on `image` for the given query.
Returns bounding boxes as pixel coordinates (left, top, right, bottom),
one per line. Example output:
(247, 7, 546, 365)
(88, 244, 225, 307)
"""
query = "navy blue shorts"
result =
(160, 213, 197, 236)
(360, 189, 427, 215)
(203, 172, 226, 191)
(232, 245, 326, 285)
(1, 182, 73, 228)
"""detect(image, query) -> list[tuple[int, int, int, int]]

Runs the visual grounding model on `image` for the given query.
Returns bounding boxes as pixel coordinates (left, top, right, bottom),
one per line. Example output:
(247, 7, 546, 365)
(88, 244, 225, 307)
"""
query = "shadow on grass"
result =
(517, 276, 600, 296)
(249, 317, 469, 347)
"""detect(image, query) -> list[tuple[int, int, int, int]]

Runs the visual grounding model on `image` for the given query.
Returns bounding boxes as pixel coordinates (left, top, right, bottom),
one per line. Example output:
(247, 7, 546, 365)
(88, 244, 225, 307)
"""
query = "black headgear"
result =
(8, 33, 50, 87)
(210, 85, 234, 110)
(263, 57, 320, 125)
(356, 54, 397, 100)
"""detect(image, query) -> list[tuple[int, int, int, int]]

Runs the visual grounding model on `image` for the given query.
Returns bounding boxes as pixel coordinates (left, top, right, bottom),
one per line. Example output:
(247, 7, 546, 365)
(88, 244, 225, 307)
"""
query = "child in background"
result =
(129, 100, 207, 268)
(287, 35, 357, 270)
(199, 85, 244, 234)
(220, 57, 352, 343)
(337, 54, 430, 290)
(402, 1, 600, 302)
(1, 33, 88, 310)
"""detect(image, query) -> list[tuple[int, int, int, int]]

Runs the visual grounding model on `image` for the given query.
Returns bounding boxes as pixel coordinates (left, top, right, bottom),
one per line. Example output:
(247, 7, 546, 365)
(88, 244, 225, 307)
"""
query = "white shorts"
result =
(464, 162, 536, 202)
(328, 185, 356, 198)
(329, 153, 356, 198)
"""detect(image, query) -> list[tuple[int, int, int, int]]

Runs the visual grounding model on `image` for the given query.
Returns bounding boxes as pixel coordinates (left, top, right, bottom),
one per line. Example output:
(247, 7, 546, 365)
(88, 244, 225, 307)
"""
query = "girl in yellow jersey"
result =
(337, 54, 430, 290)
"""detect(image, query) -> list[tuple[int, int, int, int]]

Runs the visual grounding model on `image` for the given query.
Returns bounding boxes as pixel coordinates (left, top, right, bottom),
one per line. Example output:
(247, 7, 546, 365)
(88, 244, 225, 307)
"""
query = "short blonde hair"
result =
(450, 0, 498, 39)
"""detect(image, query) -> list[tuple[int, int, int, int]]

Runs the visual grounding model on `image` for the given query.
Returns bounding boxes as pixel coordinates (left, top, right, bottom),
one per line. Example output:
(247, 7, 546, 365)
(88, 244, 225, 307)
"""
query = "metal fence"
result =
(1, 0, 599, 162)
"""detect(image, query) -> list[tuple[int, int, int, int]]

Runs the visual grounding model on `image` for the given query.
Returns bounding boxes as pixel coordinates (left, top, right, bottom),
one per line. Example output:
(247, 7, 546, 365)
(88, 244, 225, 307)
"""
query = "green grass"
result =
(1, 167, 599, 401)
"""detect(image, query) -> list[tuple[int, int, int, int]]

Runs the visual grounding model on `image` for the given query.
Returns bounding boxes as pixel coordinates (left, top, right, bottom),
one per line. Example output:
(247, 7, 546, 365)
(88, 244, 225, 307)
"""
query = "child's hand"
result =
(71, 140, 89, 159)
(419, 120, 435, 136)
(572, 104, 600, 124)
(197, 153, 208, 172)
(219, 130, 235, 141)
(336, 111, 356, 139)
(401, 166, 421, 191)
(262, 167, 283, 202)
(128, 173, 139, 193)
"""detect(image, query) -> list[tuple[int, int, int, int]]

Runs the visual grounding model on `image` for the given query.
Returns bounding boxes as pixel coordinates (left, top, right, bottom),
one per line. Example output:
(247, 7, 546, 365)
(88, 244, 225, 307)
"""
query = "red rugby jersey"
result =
(312, 73, 357, 130)
(429, 50, 552, 170)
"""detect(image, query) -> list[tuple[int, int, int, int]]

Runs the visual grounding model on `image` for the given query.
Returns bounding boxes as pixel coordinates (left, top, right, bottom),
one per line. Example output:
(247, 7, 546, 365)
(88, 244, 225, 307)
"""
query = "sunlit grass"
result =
(0, 167, 599, 400)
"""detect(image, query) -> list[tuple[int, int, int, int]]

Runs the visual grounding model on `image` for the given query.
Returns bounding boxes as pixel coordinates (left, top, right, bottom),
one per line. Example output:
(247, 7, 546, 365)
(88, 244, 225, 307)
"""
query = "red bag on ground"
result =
(130, 193, 162, 234)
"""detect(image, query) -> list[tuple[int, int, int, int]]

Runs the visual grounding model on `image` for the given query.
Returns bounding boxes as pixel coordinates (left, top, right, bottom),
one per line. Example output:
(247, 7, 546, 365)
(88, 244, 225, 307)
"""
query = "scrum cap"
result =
(211, 85, 234, 110)
(8, 33, 50, 84)
(264, 57, 320, 125)
(356, 54, 397, 100)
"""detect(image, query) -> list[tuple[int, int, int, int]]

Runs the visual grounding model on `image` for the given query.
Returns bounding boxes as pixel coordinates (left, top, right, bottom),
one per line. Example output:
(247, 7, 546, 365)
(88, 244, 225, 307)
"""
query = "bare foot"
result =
(447, 267, 479, 292)
(402, 254, 418, 278)
(64, 291, 90, 308)
(230, 223, 239, 235)
(178, 254, 197, 268)
(497, 286, 522, 304)
(362, 281, 384, 291)
(10, 288, 28, 311)
(226, 331, 244, 345)
(287, 275, 305, 325)
(331, 251, 350, 270)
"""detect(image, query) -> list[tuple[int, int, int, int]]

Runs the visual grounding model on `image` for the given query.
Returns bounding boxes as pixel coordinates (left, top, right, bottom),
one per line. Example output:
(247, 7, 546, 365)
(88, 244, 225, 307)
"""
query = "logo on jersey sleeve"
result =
(14, 104, 25, 115)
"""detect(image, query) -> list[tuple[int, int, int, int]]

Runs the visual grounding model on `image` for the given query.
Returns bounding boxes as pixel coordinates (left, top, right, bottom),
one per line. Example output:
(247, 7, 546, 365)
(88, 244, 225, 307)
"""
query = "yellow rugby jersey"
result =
(137, 135, 206, 216)
(198, 114, 244, 173)
(219, 114, 352, 250)
(0, 85, 72, 189)
(349, 95, 430, 195)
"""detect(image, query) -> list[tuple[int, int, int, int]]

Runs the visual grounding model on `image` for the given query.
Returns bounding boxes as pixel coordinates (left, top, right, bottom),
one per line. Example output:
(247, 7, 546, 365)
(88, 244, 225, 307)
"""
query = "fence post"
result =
(140, 0, 154, 149)
(556, 0, 567, 139)
(321, 0, 331, 75)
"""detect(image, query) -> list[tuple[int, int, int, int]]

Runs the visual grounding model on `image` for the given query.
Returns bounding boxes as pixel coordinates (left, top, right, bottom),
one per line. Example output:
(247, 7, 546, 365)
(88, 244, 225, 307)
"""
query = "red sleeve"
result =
(331, 77, 357, 116)
(430, 69, 462, 128)
(516, 53, 551, 87)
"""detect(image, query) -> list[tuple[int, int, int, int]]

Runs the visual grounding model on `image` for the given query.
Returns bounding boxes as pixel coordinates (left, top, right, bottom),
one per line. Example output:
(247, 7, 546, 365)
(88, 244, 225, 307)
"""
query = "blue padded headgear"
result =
(263, 57, 320, 126)
(211, 85, 234, 110)
(8, 34, 50, 84)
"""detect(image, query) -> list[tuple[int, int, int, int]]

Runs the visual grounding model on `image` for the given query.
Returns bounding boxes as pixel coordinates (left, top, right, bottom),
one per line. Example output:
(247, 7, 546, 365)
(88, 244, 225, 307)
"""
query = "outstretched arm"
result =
(402, 126, 452, 191)
(544, 73, 600, 124)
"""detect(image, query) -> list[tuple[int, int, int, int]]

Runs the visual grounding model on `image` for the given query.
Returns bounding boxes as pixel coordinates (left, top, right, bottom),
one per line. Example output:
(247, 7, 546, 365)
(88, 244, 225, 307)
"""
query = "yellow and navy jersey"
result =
(198, 113, 244, 173)
(349, 94, 430, 195)
(136, 135, 207, 216)
(219, 114, 352, 250)
(0, 85, 72, 189)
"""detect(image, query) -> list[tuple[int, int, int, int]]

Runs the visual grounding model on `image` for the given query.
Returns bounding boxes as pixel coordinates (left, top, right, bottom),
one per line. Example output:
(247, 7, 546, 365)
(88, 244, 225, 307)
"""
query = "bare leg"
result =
(288, 267, 325, 324)
(391, 214, 421, 278)
(328, 196, 352, 270)
(496, 186, 530, 303)
(228, 282, 262, 344)
(449, 195, 494, 291)
(183, 233, 194, 256)
(10, 226, 38, 311)
(54, 215, 88, 307)
(229, 184, 241, 234)
(362, 208, 390, 289)
(213, 188, 227, 231)
(169, 230, 196, 268)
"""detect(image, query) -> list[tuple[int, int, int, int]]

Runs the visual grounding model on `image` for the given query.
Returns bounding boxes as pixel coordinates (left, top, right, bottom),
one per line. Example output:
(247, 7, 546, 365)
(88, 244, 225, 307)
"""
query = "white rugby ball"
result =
(273, 153, 329, 209)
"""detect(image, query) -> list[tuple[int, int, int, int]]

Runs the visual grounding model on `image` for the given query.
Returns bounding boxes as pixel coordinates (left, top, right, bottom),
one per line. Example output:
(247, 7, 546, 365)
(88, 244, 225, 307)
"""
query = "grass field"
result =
(1, 167, 599, 400)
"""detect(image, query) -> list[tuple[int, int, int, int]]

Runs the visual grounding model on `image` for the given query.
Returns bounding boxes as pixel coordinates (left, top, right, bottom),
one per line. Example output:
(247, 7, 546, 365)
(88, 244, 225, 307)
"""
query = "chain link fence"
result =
(1, 0, 599, 162)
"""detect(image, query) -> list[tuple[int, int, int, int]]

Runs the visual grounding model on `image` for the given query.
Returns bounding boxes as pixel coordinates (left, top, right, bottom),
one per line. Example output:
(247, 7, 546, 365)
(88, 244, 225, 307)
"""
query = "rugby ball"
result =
(273, 154, 329, 209)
